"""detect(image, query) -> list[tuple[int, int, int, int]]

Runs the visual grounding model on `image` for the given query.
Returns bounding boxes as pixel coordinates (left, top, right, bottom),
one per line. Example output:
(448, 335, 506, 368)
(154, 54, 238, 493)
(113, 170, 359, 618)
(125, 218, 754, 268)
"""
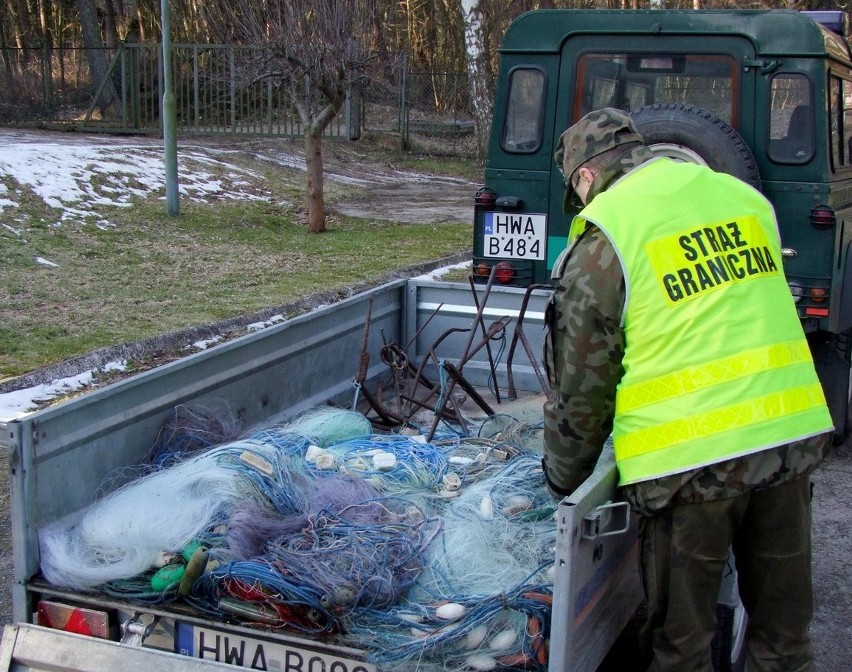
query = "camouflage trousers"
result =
(639, 475, 815, 672)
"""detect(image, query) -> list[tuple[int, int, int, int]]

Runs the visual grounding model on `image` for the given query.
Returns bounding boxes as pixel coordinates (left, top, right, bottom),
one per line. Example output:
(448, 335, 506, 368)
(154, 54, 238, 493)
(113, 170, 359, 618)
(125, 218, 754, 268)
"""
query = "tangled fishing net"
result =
(37, 404, 556, 670)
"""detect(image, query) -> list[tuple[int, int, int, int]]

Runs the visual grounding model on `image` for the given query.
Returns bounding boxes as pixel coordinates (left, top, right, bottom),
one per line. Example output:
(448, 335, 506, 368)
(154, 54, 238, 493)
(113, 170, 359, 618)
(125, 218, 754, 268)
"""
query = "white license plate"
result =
(175, 623, 376, 672)
(483, 212, 547, 260)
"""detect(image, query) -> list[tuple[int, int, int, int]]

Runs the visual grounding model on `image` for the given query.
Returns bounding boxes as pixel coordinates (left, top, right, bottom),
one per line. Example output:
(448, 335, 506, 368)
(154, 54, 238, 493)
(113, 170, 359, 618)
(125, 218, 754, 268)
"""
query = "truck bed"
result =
(0, 278, 642, 671)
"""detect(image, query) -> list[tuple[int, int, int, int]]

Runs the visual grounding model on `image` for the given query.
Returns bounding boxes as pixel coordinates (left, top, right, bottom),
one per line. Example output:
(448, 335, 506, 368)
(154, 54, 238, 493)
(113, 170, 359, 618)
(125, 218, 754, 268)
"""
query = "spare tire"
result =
(630, 103, 761, 189)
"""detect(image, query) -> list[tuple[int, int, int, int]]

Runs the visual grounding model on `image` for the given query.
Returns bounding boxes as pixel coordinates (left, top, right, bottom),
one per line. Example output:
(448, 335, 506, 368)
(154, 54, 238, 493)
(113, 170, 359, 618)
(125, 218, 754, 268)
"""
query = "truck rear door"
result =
(474, 54, 559, 286)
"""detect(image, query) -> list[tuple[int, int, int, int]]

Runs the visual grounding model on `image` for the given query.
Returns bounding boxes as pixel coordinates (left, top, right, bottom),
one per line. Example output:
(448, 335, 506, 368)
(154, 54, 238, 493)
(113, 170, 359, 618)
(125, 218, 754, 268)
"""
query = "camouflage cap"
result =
(554, 108, 645, 206)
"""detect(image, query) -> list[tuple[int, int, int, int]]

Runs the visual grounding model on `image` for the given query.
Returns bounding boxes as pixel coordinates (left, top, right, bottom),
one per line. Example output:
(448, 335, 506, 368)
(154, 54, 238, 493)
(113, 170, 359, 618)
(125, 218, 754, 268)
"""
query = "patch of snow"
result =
(414, 261, 472, 281)
(0, 371, 93, 421)
(246, 315, 286, 332)
(0, 360, 128, 421)
(0, 182, 10, 205)
(0, 137, 273, 224)
(188, 336, 223, 351)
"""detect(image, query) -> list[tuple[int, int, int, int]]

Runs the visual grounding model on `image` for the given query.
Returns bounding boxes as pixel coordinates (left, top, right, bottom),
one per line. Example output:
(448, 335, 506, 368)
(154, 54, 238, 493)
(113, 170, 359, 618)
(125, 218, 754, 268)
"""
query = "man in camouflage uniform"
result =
(542, 108, 832, 672)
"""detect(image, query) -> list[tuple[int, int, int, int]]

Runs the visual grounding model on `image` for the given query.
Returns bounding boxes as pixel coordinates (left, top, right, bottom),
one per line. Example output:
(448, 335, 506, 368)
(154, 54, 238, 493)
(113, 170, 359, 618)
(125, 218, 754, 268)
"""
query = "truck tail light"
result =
(474, 261, 515, 283)
(804, 284, 830, 316)
(790, 280, 831, 317)
(37, 600, 111, 638)
(810, 205, 836, 229)
(475, 187, 497, 208)
(494, 261, 515, 283)
(810, 287, 828, 303)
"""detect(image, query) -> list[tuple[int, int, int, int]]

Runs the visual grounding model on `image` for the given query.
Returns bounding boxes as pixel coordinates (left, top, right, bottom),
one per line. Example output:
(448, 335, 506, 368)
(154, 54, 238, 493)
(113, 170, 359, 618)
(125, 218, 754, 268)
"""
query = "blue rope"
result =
(434, 358, 449, 413)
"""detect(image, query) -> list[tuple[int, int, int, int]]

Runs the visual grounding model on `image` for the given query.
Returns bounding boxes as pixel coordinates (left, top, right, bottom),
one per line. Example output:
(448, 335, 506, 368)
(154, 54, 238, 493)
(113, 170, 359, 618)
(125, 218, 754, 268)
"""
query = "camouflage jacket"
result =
(542, 159, 830, 516)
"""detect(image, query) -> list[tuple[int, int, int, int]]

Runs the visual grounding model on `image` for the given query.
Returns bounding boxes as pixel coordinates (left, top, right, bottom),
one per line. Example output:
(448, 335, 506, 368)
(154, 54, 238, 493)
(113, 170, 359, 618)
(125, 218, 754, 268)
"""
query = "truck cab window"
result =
(501, 67, 545, 153)
(769, 74, 814, 164)
(827, 75, 852, 169)
(845, 79, 852, 167)
(576, 53, 734, 123)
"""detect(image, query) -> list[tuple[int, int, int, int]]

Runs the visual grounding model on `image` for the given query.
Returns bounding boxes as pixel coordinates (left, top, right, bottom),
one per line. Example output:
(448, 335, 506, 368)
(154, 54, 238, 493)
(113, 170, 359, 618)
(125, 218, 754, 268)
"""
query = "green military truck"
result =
(472, 8, 852, 438)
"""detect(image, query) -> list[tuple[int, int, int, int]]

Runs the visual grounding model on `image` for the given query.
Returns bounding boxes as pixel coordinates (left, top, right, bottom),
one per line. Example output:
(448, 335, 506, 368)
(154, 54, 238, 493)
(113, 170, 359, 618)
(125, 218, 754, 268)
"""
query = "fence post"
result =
(161, 0, 180, 215)
(120, 44, 128, 128)
(156, 45, 163, 133)
(193, 45, 200, 133)
(399, 52, 409, 150)
(345, 86, 362, 141)
(267, 77, 273, 136)
(229, 46, 236, 134)
(129, 45, 141, 130)
(42, 44, 54, 119)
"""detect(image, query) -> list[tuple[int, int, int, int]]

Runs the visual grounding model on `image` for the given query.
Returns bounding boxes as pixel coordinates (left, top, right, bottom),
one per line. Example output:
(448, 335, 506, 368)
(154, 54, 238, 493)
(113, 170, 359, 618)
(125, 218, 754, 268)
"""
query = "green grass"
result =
(0, 140, 476, 380)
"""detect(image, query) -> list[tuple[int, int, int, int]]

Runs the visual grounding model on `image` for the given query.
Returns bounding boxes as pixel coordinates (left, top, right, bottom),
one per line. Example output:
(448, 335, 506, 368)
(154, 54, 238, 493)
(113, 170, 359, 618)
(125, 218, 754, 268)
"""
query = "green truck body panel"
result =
(500, 9, 850, 60)
(475, 8, 852, 336)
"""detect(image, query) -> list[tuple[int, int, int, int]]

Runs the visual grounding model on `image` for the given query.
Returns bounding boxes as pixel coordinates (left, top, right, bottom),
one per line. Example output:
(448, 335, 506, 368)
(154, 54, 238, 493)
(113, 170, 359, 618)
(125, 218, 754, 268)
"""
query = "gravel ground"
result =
(809, 440, 852, 671)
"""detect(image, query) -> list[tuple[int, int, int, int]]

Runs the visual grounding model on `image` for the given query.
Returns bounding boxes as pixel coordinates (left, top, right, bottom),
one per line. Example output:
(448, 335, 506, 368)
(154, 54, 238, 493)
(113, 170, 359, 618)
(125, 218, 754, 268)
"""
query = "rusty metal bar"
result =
(506, 284, 552, 401)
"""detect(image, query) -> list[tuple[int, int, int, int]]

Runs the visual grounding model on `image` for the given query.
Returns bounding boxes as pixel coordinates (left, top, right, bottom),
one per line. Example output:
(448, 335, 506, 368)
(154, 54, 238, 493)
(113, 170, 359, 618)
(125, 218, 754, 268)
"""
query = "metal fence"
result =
(0, 44, 477, 157)
(403, 67, 478, 156)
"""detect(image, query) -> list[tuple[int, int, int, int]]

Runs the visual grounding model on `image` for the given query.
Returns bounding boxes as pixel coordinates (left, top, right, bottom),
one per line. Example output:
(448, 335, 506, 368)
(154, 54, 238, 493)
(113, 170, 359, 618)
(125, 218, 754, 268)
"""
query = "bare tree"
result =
(12, 0, 34, 49)
(205, 0, 375, 233)
(461, 0, 492, 160)
(75, 0, 118, 109)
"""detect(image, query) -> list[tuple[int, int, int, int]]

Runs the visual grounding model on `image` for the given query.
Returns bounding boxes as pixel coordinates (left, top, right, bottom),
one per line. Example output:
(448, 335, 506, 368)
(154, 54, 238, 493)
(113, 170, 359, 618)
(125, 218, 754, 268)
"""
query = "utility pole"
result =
(161, 0, 179, 215)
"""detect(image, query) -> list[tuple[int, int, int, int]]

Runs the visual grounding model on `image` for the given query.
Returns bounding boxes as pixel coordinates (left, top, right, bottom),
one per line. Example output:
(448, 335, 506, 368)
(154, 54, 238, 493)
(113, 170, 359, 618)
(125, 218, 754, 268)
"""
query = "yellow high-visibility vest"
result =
(572, 158, 833, 485)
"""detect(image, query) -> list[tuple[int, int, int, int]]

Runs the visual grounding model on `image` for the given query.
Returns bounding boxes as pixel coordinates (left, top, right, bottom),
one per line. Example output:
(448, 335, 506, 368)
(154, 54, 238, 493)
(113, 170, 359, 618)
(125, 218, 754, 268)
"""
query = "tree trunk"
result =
(38, 0, 51, 47)
(304, 129, 326, 233)
(76, 0, 117, 109)
(14, 0, 32, 47)
(0, 19, 13, 81)
(102, 0, 117, 47)
(460, 0, 492, 161)
(303, 92, 345, 233)
(134, 1, 147, 42)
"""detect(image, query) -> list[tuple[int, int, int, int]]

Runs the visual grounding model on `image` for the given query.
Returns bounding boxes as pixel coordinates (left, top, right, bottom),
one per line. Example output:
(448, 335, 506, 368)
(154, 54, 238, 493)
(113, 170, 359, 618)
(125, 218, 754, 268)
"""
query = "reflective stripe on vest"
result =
(574, 158, 833, 485)
(617, 340, 813, 413)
